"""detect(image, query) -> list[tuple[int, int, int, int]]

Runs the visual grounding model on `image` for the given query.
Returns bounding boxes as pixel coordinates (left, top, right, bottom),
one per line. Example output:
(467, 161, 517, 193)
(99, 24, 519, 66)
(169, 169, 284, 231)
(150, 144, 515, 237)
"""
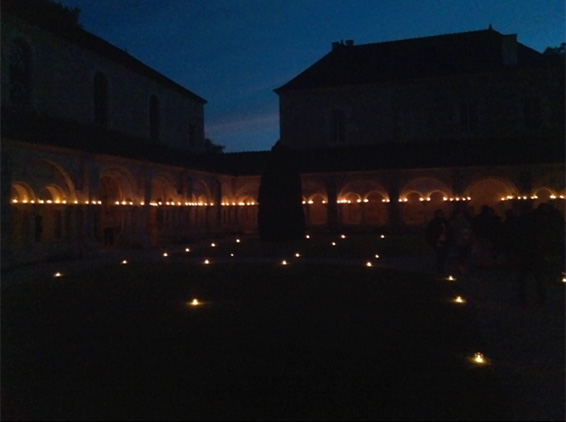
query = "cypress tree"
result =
(257, 141, 306, 241)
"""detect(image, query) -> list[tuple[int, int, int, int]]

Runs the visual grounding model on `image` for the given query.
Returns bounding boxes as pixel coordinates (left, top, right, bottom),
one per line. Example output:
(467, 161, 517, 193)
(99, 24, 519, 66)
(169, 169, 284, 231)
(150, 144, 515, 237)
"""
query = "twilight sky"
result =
(58, 0, 565, 153)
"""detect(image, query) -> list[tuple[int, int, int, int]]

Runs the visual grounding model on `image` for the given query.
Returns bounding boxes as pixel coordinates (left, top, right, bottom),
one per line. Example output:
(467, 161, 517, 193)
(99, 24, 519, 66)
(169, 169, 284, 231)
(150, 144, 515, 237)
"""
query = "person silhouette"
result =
(426, 209, 449, 275)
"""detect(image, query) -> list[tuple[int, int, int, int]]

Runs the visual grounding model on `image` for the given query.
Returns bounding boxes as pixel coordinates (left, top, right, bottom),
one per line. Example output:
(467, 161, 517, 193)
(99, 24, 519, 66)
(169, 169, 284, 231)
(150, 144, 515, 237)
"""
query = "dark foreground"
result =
(3, 261, 513, 421)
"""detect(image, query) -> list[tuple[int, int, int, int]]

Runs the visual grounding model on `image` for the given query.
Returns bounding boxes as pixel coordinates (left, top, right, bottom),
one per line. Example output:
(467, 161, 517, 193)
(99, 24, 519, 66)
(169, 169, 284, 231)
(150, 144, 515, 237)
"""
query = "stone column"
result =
(213, 178, 222, 236)
(1, 149, 12, 265)
(325, 176, 338, 233)
(137, 169, 152, 248)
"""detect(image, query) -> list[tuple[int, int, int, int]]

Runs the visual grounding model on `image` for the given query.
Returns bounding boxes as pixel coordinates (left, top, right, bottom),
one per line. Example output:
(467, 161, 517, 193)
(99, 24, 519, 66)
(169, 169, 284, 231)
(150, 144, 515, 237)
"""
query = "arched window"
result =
(149, 95, 160, 142)
(93, 72, 109, 126)
(9, 38, 32, 109)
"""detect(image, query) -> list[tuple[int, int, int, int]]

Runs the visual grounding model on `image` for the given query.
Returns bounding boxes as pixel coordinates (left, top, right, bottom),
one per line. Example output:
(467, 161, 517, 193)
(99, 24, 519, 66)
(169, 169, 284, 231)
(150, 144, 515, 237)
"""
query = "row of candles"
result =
(12, 194, 565, 206)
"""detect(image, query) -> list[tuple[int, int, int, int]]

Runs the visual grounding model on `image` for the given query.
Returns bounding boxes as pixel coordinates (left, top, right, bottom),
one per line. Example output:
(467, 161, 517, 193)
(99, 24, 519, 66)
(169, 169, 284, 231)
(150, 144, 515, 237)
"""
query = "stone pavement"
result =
(379, 253, 566, 422)
(2, 239, 564, 421)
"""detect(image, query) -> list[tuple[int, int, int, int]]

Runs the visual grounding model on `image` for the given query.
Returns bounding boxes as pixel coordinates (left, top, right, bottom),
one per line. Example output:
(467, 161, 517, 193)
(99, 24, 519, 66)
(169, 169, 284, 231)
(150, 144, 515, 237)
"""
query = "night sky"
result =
(58, 0, 565, 152)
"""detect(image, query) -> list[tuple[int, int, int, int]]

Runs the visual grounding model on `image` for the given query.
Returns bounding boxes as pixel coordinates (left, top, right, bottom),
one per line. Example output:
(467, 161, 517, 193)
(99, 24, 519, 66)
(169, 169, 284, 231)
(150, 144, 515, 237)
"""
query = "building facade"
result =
(1, 1, 259, 267)
(1, 1, 564, 268)
(274, 28, 565, 231)
(275, 29, 564, 149)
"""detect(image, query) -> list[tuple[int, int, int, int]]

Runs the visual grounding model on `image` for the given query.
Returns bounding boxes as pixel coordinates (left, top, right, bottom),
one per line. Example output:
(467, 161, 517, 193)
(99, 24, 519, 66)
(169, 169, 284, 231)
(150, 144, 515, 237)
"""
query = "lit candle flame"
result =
(447, 275, 456, 281)
(473, 352, 485, 364)
(121, 260, 128, 265)
(163, 252, 168, 257)
(191, 299, 199, 306)
(366, 261, 372, 267)
(380, 235, 385, 239)
(54, 272, 62, 277)
(281, 260, 287, 265)
(236, 239, 241, 243)
(204, 259, 210, 264)
(295, 253, 301, 258)
(185, 248, 190, 252)
(375, 254, 380, 258)
(455, 296, 465, 303)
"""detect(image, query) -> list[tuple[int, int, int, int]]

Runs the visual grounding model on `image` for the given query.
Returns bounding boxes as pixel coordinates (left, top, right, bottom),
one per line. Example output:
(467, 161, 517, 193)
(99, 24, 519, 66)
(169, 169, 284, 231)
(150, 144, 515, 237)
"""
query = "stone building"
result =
(1, 0, 564, 267)
(275, 28, 565, 232)
(1, 0, 259, 267)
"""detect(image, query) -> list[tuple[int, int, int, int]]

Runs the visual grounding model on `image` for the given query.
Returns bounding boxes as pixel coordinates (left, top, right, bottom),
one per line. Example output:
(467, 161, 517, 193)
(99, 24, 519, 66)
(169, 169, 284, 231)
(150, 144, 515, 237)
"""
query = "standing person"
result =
(471, 205, 502, 268)
(448, 208, 473, 275)
(426, 209, 449, 275)
(515, 203, 563, 308)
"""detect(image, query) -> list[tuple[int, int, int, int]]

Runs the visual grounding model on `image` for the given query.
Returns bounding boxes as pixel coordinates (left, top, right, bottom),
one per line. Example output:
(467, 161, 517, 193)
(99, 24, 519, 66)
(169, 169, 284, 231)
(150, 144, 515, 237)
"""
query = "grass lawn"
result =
(1, 235, 513, 421)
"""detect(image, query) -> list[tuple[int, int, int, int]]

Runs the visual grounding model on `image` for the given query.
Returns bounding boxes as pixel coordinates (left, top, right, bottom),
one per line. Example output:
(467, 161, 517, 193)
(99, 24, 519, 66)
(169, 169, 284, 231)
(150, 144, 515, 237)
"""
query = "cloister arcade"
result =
(4, 141, 564, 265)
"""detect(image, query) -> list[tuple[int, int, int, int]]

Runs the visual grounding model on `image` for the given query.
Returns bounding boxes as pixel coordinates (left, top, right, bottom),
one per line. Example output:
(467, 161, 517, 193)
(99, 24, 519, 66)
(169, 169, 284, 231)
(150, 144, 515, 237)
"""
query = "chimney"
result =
(332, 41, 342, 51)
(345, 39, 354, 47)
(502, 34, 517, 65)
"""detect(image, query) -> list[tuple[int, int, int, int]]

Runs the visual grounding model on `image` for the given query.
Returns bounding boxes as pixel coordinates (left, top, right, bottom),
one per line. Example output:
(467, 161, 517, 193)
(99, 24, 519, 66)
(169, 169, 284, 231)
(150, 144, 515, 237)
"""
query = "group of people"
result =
(426, 203, 565, 307)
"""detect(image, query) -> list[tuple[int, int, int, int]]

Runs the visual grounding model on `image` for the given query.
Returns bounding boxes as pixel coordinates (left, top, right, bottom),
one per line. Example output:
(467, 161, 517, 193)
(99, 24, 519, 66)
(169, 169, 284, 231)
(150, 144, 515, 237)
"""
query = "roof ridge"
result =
(350, 27, 504, 49)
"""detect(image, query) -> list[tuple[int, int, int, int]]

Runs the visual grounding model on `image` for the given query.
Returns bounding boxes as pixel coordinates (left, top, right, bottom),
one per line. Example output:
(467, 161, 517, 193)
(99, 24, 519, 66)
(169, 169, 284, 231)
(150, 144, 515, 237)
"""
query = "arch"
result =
(532, 186, 557, 199)
(400, 177, 451, 200)
(9, 37, 32, 109)
(464, 177, 518, 217)
(307, 192, 328, 204)
(191, 178, 213, 203)
(338, 179, 387, 202)
(151, 174, 177, 204)
(342, 191, 362, 203)
(531, 186, 562, 212)
(301, 178, 327, 203)
(364, 190, 387, 202)
(10, 182, 36, 202)
(99, 166, 137, 203)
(234, 183, 259, 204)
(23, 159, 76, 202)
(39, 184, 66, 202)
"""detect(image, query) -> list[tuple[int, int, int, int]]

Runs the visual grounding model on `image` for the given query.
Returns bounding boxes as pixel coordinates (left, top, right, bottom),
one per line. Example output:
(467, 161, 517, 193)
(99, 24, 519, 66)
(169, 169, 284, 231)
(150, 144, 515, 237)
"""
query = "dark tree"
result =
(543, 42, 565, 57)
(543, 42, 565, 65)
(257, 141, 305, 241)
(2, 0, 82, 34)
(203, 138, 225, 154)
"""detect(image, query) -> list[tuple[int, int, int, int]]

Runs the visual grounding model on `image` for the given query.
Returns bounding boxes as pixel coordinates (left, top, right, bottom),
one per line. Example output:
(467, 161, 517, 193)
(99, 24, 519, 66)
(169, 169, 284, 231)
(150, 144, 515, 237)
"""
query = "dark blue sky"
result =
(59, 0, 565, 152)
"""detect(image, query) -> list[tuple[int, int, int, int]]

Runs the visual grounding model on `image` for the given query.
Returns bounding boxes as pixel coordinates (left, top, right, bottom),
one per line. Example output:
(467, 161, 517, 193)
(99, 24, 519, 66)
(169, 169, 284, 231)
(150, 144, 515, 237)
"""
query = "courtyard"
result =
(2, 234, 564, 421)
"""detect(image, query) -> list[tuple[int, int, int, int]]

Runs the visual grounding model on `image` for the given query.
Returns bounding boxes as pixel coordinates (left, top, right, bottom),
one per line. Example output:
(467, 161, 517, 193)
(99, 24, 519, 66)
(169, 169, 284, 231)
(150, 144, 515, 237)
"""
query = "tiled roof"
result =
(69, 30, 207, 104)
(275, 29, 546, 92)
